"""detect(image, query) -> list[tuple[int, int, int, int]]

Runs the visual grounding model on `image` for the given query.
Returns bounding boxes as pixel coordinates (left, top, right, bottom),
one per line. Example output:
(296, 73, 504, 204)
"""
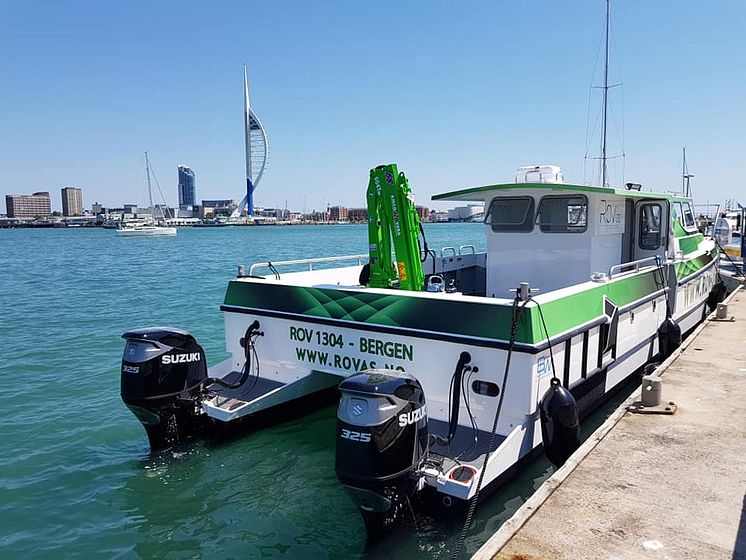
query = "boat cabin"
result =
(432, 180, 701, 298)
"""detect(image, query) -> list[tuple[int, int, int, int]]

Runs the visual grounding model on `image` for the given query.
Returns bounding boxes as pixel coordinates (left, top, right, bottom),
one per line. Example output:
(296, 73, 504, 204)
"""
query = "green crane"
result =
(365, 164, 425, 291)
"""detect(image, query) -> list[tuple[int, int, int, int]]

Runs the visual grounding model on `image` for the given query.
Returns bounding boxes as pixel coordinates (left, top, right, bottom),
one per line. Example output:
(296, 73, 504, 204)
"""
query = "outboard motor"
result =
(120, 327, 208, 450)
(540, 377, 581, 467)
(335, 370, 428, 535)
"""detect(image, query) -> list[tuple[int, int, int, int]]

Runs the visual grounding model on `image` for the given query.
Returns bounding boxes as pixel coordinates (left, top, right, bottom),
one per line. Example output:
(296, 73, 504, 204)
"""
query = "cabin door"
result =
(633, 199, 669, 263)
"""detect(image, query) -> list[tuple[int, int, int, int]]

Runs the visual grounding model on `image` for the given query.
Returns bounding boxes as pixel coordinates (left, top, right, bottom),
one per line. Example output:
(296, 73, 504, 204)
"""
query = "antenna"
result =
(584, 0, 624, 188)
(682, 147, 694, 197)
(601, 0, 610, 187)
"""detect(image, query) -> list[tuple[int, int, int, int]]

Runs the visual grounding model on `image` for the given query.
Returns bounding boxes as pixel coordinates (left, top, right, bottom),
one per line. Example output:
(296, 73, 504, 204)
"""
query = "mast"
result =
(600, 0, 611, 187)
(244, 63, 254, 216)
(145, 151, 154, 215)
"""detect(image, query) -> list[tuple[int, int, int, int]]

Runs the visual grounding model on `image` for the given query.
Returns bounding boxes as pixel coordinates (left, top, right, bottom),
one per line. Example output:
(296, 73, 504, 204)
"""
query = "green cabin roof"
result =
(432, 182, 691, 202)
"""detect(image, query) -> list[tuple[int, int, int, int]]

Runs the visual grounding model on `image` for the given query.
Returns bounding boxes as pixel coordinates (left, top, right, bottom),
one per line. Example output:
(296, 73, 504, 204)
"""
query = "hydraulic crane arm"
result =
(365, 164, 425, 291)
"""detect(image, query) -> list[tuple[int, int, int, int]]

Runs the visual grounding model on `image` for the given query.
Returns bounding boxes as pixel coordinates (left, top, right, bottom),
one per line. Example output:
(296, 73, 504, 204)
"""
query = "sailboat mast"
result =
(145, 151, 154, 213)
(601, 0, 611, 187)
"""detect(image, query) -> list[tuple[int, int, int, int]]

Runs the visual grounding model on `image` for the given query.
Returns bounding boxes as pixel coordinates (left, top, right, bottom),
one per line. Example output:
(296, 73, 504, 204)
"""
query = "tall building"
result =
(61, 187, 83, 216)
(5, 192, 52, 219)
(232, 64, 269, 219)
(177, 165, 196, 207)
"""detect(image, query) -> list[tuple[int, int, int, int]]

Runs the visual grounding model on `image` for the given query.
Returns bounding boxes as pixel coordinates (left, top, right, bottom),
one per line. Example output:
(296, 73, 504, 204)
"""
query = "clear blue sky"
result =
(1, 1, 744, 213)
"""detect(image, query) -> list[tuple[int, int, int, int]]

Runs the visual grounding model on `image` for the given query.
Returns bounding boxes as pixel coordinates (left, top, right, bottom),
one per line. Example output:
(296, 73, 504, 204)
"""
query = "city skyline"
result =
(1, 2, 744, 214)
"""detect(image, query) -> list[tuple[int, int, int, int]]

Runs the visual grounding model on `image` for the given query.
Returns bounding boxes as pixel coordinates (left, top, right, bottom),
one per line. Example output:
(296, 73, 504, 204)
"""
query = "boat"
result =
(116, 223, 177, 236)
(119, 160, 726, 527)
(116, 152, 177, 237)
(117, 2, 725, 537)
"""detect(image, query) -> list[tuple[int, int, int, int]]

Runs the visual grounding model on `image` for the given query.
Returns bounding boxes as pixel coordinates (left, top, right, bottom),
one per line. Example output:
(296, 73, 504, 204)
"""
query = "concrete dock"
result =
(474, 288, 746, 560)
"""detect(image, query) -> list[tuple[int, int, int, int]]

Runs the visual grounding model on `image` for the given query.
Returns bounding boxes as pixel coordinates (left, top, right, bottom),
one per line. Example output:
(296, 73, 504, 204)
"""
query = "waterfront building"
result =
(61, 187, 83, 216)
(178, 165, 196, 207)
(348, 207, 368, 223)
(5, 192, 52, 219)
(329, 206, 348, 222)
(91, 201, 103, 215)
(416, 205, 430, 222)
(201, 199, 236, 218)
(258, 207, 290, 220)
(307, 210, 329, 222)
(447, 203, 485, 222)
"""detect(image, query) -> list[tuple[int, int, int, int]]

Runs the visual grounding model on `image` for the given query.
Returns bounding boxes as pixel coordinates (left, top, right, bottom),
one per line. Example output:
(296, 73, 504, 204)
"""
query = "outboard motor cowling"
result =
(335, 370, 428, 535)
(121, 327, 208, 449)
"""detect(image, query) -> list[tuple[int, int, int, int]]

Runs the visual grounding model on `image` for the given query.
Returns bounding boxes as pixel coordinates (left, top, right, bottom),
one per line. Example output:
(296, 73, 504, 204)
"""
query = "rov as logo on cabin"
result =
(398, 406, 427, 427)
(161, 353, 201, 365)
(595, 198, 626, 235)
(599, 199, 623, 225)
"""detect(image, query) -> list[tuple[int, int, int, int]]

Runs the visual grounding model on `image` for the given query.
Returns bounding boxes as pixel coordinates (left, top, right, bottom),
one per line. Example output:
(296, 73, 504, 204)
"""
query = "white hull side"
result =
(116, 226, 177, 237)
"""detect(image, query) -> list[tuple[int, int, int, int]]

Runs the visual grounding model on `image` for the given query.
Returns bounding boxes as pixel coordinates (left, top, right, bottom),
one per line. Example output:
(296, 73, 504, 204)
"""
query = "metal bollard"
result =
(716, 302, 728, 320)
(641, 375, 662, 407)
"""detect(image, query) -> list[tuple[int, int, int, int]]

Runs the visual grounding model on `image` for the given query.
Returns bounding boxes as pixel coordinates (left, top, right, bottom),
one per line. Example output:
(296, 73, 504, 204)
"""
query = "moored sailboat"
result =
(116, 152, 176, 237)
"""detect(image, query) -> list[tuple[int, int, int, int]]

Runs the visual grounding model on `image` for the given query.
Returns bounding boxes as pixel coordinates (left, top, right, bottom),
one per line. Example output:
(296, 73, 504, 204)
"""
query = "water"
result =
(0, 225, 636, 559)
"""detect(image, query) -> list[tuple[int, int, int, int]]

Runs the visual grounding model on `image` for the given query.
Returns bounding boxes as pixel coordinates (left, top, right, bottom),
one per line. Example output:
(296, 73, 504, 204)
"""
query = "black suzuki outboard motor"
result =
(120, 327, 208, 450)
(335, 370, 428, 535)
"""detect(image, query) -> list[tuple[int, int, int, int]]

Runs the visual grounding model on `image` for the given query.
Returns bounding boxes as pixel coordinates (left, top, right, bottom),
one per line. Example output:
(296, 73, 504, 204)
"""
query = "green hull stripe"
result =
(675, 248, 716, 281)
(677, 232, 705, 255)
(224, 270, 665, 345)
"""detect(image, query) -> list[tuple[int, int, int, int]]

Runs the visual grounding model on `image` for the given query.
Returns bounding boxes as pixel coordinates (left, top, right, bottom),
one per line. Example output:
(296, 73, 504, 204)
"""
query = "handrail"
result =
(440, 246, 457, 257)
(459, 245, 476, 255)
(248, 254, 367, 276)
(608, 255, 661, 279)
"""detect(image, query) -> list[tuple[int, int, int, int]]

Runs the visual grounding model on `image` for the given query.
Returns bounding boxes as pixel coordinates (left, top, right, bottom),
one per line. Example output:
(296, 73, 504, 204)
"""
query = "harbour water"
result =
(0, 225, 636, 559)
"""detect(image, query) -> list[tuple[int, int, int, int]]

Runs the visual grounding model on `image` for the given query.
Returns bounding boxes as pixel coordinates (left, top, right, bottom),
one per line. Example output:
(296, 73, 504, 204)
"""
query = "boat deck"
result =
(473, 286, 746, 560)
(428, 419, 506, 464)
(207, 371, 284, 411)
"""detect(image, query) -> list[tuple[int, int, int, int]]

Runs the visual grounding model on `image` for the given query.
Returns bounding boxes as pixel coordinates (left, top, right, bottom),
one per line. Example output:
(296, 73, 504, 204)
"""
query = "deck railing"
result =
(608, 255, 661, 279)
(247, 254, 367, 277)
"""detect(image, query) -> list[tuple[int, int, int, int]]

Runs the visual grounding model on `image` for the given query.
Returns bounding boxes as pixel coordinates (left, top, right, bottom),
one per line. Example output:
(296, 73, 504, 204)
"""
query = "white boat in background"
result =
(116, 152, 177, 237)
(116, 224, 176, 236)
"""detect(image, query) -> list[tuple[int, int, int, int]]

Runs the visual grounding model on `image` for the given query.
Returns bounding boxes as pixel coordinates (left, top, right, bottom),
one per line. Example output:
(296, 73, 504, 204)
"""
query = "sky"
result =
(1, 1, 744, 213)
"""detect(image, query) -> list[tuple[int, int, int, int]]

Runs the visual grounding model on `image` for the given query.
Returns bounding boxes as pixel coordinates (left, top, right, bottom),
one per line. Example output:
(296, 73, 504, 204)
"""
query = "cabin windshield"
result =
(484, 196, 535, 232)
(536, 195, 588, 233)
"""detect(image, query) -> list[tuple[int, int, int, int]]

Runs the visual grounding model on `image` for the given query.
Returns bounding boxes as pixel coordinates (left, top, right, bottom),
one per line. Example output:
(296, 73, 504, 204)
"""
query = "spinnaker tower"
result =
(232, 64, 268, 218)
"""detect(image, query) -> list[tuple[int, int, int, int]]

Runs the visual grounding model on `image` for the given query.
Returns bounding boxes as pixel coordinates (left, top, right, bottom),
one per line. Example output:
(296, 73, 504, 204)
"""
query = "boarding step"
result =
(202, 369, 343, 422)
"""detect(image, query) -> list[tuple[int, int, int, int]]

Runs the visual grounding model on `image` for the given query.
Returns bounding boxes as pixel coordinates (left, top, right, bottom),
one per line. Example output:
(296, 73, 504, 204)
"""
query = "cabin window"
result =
(681, 202, 696, 230)
(536, 195, 588, 233)
(674, 201, 696, 231)
(485, 196, 535, 232)
(639, 202, 663, 250)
